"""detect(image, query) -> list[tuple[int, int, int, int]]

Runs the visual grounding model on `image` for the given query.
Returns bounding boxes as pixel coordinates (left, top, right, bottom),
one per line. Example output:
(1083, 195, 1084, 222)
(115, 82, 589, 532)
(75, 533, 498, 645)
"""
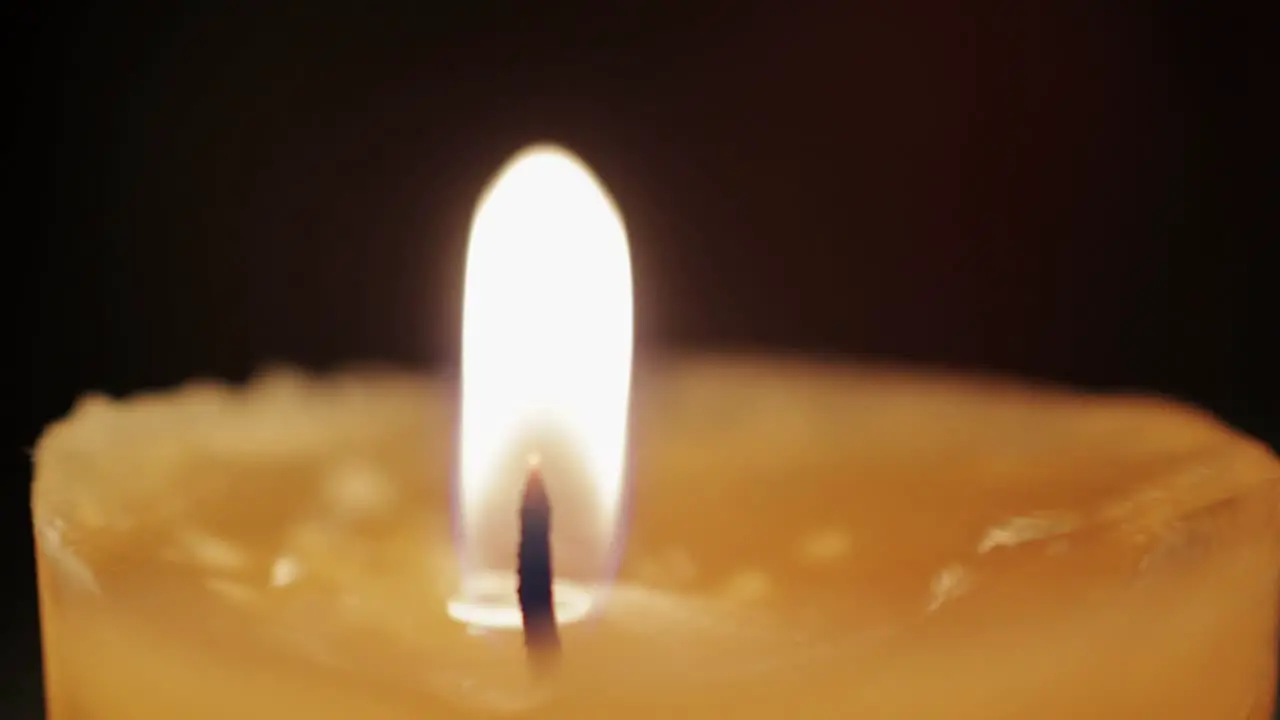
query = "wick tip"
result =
(523, 468, 547, 505)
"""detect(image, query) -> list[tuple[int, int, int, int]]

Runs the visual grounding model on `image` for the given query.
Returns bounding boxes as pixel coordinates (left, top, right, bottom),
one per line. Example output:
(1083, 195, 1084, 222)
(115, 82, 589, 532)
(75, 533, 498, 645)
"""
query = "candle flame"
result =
(450, 144, 633, 629)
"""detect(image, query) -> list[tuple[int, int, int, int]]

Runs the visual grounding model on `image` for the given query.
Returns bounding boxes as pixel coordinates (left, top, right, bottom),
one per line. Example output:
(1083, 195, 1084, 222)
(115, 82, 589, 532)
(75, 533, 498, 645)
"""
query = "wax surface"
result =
(32, 357, 1280, 719)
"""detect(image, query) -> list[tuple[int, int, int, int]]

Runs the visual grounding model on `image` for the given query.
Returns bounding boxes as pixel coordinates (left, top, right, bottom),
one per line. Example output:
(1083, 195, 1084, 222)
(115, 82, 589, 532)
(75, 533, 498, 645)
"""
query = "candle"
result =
(32, 146, 1280, 719)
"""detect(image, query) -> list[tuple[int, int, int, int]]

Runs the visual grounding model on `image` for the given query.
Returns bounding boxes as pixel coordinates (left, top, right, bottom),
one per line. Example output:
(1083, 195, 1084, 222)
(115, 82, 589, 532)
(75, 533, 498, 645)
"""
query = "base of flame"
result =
(448, 571, 596, 632)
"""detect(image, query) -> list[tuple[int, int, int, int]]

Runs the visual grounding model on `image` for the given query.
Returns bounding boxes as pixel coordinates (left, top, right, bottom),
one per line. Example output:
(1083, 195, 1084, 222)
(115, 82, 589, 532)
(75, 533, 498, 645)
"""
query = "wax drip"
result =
(517, 464, 560, 674)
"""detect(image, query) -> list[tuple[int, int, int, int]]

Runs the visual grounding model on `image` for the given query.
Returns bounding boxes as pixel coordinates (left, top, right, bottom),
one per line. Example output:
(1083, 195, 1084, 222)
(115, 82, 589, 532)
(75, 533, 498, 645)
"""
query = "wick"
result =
(517, 462, 560, 675)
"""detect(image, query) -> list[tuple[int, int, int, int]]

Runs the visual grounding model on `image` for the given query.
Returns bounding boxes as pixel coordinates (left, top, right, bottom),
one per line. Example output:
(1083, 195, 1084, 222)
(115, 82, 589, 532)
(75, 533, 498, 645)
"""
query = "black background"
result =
(11, 1, 1275, 716)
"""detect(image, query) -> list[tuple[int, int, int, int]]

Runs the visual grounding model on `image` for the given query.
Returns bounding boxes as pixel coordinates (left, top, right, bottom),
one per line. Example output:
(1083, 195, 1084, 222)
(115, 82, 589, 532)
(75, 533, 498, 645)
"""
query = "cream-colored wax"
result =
(32, 357, 1280, 719)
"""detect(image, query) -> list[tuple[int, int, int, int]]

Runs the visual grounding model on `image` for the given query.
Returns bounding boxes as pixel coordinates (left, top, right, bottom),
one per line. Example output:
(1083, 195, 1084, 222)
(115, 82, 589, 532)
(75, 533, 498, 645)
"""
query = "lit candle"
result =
(32, 145, 1280, 719)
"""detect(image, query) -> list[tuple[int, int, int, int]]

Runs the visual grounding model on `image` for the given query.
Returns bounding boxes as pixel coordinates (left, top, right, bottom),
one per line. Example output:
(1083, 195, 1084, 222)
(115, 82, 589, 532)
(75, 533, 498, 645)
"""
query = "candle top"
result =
(35, 356, 1278, 586)
(31, 357, 1280, 714)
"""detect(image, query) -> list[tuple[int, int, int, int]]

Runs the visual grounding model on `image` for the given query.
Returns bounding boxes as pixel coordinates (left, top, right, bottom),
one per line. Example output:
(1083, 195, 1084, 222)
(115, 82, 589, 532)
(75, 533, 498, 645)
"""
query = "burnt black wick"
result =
(517, 466, 560, 674)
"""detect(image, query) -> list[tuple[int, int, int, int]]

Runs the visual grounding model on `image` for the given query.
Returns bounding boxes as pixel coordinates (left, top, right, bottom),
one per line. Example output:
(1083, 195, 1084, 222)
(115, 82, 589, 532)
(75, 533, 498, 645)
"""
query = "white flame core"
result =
(458, 144, 633, 589)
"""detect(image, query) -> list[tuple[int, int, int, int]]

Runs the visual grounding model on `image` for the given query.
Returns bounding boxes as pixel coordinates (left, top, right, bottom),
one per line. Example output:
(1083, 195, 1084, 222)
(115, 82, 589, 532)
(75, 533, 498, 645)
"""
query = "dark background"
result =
(10, 1, 1275, 716)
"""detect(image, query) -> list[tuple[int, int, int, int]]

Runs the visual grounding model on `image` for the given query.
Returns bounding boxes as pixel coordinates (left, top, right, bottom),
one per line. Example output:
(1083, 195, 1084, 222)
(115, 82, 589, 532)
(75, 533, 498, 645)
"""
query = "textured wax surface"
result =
(32, 357, 1280, 719)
